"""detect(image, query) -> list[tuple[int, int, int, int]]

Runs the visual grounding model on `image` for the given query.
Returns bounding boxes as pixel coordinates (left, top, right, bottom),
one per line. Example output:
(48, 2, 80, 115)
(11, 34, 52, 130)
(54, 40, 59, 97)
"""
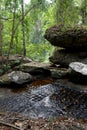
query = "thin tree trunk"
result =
(6, 4, 38, 50)
(0, 22, 3, 56)
(21, 0, 26, 57)
(0, 21, 3, 67)
(81, 9, 87, 25)
(0, 0, 4, 66)
(81, 0, 87, 25)
(8, 0, 16, 59)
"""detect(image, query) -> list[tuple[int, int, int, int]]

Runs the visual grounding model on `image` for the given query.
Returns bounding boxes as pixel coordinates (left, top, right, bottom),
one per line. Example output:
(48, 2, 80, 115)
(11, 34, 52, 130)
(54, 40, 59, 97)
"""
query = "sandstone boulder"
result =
(0, 71, 32, 85)
(9, 55, 32, 63)
(50, 68, 69, 79)
(49, 49, 87, 67)
(18, 61, 50, 72)
(69, 62, 87, 84)
(44, 25, 87, 50)
(69, 62, 87, 75)
(15, 61, 51, 79)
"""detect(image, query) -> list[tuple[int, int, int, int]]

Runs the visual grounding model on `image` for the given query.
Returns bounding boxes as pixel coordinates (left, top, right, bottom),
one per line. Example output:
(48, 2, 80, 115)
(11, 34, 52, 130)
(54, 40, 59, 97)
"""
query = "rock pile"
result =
(44, 25, 87, 67)
(0, 62, 52, 85)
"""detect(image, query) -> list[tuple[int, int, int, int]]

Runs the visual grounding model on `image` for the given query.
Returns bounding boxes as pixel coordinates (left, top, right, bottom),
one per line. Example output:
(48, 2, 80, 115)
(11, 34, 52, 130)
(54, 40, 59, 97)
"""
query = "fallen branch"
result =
(0, 120, 22, 130)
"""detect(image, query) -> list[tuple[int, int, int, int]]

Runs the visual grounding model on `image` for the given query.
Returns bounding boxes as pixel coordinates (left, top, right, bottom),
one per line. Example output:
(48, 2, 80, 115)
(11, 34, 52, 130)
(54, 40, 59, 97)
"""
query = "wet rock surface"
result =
(0, 80, 87, 120)
(50, 84, 87, 119)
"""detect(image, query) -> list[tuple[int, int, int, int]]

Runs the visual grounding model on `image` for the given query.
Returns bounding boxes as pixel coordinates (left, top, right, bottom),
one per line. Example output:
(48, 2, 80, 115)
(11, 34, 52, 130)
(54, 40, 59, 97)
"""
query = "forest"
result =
(0, 0, 87, 130)
(0, 0, 87, 62)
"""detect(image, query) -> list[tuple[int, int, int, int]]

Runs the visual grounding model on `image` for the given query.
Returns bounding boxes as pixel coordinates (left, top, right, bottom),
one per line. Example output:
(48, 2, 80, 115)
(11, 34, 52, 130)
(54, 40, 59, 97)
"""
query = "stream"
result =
(0, 79, 87, 119)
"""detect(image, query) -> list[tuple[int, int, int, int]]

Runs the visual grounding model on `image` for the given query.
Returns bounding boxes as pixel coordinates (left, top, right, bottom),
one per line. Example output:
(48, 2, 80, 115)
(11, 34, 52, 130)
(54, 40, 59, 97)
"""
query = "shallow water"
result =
(0, 81, 87, 119)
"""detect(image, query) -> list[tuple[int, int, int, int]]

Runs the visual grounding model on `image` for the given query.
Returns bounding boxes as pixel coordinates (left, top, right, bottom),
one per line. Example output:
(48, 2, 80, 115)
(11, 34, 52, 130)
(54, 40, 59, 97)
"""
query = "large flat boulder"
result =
(49, 49, 87, 67)
(15, 61, 51, 79)
(44, 25, 87, 49)
(18, 61, 51, 71)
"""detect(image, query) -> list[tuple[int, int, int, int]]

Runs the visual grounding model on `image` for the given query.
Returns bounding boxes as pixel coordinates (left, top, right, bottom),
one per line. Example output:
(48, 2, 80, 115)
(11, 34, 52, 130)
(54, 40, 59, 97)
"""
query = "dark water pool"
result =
(0, 81, 87, 119)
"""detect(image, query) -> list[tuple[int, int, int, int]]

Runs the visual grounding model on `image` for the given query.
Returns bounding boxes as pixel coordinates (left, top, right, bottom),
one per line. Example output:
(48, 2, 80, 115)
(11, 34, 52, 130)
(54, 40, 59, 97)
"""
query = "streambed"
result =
(0, 79, 87, 119)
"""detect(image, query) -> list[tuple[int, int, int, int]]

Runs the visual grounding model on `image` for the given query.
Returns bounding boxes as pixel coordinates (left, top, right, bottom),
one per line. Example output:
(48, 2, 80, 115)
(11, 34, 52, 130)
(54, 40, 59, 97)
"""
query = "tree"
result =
(0, 21, 3, 56)
(0, 0, 3, 56)
(54, 0, 79, 26)
(8, 0, 16, 52)
(80, 0, 87, 25)
(21, 0, 26, 56)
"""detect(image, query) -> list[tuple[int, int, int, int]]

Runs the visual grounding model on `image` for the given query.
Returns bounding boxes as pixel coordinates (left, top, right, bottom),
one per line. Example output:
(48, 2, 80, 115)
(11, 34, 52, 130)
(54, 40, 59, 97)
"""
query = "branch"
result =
(0, 120, 22, 130)
(0, 4, 38, 21)
(14, 4, 38, 33)
(0, 17, 12, 20)
(6, 3, 38, 48)
(24, 4, 38, 18)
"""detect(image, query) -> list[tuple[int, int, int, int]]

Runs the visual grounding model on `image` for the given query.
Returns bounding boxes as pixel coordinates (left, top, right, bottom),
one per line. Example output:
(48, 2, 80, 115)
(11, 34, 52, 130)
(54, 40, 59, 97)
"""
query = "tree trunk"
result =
(0, 21, 3, 56)
(81, 0, 87, 25)
(8, 0, 16, 59)
(21, 0, 26, 57)
(0, 0, 4, 66)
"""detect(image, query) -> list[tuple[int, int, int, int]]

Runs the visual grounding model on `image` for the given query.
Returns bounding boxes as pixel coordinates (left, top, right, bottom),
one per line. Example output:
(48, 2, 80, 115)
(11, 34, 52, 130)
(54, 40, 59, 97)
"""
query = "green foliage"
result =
(80, 0, 87, 25)
(0, 68, 4, 75)
(26, 42, 54, 62)
(0, 0, 87, 63)
(54, 0, 80, 26)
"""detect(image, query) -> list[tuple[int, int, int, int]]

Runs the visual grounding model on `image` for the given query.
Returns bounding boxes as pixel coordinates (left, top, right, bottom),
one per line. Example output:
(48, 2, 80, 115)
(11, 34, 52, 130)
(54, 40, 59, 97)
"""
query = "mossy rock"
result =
(44, 24, 87, 50)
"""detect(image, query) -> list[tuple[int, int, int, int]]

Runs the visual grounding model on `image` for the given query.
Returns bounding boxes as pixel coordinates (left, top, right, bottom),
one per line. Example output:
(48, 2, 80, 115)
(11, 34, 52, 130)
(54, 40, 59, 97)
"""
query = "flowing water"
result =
(0, 79, 87, 119)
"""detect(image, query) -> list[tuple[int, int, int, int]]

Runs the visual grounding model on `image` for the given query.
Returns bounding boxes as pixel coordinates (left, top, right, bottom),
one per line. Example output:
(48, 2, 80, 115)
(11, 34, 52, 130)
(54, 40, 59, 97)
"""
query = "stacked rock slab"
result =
(44, 25, 87, 67)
